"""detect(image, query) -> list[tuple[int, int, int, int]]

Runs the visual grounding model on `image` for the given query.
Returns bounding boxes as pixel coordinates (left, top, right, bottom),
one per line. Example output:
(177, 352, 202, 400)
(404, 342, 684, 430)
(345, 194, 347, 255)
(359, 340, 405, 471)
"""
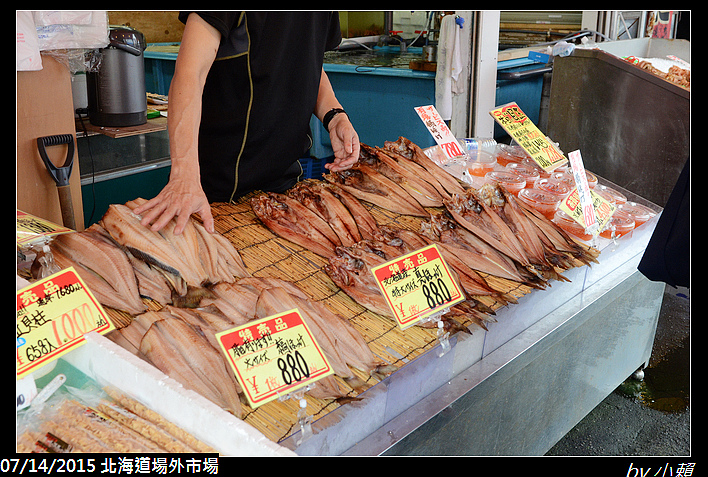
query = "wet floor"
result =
(546, 284, 691, 456)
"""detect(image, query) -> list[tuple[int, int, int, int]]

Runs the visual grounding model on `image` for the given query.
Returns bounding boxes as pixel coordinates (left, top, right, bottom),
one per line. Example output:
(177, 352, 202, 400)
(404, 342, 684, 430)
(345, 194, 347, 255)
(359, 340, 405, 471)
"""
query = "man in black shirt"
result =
(135, 11, 359, 234)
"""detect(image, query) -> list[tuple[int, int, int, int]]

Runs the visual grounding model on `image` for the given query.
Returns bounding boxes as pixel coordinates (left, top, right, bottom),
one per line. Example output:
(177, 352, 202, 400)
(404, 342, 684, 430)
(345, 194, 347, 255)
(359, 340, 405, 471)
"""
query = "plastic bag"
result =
(34, 10, 108, 51)
(16, 11, 42, 71)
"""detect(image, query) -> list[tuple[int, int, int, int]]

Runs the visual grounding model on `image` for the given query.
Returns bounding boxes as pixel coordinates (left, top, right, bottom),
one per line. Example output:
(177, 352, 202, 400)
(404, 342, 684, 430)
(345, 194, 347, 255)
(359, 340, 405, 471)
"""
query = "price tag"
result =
(370, 244, 464, 329)
(16, 267, 115, 379)
(414, 105, 465, 159)
(17, 210, 73, 248)
(490, 102, 567, 171)
(215, 309, 333, 409)
(560, 188, 616, 234)
(567, 150, 598, 233)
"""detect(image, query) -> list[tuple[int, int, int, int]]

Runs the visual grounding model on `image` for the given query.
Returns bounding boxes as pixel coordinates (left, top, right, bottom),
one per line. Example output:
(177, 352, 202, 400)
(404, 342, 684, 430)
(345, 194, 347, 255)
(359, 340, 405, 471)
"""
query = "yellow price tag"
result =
(16, 267, 115, 379)
(490, 102, 567, 172)
(17, 210, 73, 248)
(216, 309, 334, 409)
(371, 244, 464, 329)
(559, 188, 617, 234)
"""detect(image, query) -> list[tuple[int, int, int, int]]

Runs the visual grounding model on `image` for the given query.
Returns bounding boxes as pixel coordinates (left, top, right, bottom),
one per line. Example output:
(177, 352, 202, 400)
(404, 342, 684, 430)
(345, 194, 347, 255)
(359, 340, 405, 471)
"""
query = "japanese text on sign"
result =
(371, 244, 464, 329)
(17, 210, 72, 247)
(16, 268, 114, 379)
(560, 188, 616, 234)
(415, 105, 464, 159)
(216, 310, 333, 408)
(490, 102, 567, 171)
(567, 150, 597, 232)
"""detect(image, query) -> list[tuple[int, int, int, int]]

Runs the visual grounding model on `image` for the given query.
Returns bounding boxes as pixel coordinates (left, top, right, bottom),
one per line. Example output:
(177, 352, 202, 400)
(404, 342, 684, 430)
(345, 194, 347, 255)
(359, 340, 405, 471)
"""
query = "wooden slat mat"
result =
(102, 190, 578, 444)
(206, 192, 538, 444)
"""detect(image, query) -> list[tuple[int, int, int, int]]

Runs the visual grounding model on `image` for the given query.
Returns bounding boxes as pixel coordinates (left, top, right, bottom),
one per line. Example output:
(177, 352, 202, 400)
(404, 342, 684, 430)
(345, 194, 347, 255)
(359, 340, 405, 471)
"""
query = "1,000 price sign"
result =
(16, 267, 114, 378)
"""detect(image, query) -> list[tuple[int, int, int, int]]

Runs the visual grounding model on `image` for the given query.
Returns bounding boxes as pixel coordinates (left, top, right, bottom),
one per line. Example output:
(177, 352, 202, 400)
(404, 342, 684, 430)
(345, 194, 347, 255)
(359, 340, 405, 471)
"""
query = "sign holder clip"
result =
(278, 385, 314, 445)
(421, 309, 451, 357)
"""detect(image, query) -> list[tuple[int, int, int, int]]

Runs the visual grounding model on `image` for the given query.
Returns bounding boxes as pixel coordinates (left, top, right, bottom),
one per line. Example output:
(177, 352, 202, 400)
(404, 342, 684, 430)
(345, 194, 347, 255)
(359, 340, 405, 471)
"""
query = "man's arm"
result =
(133, 13, 220, 234)
(314, 68, 360, 171)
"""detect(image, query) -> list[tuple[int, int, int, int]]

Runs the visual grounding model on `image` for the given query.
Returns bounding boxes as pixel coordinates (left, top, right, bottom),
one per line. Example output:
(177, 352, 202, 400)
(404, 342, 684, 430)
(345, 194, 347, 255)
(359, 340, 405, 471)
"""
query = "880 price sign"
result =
(216, 309, 333, 408)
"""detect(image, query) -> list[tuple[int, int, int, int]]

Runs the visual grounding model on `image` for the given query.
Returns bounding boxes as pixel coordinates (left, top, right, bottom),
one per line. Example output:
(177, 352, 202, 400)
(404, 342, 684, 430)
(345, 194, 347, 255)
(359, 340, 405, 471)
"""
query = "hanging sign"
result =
(490, 102, 567, 171)
(216, 309, 333, 409)
(415, 105, 465, 159)
(16, 267, 115, 379)
(371, 244, 464, 329)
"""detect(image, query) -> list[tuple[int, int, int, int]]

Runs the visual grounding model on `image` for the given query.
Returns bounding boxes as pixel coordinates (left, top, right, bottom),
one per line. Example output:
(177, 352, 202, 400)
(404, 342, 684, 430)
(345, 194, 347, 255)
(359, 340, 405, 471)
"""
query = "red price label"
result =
(216, 309, 333, 408)
(17, 268, 114, 378)
(371, 244, 464, 329)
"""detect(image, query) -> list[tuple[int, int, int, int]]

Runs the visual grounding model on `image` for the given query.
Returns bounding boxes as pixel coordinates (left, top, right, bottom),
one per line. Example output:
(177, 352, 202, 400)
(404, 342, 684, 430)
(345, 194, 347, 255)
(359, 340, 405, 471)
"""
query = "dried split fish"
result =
(324, 162, 428, 217)
(47, 230, 147, 316)
(251, 192, 342, 258)
(383, 136, 467, 198)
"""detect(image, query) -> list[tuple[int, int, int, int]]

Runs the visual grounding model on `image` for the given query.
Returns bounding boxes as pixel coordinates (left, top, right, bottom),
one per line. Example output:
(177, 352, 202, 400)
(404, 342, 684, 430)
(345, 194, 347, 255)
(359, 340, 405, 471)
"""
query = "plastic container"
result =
(466, 150, 497, 177)
(458, 137, 497, 155)
(595, 184, 627, 205)
(592, 186, 618, 205)
(485, 170, 526, 195)
(618, 201, 656, 227)
(494, 144, 530, 167)
(535, 177, 573, 199)
(599, 209, 635, 239)
(518, 188, 561, 220)
(553, 210, 594, 241)
(505, 162, 540, 187)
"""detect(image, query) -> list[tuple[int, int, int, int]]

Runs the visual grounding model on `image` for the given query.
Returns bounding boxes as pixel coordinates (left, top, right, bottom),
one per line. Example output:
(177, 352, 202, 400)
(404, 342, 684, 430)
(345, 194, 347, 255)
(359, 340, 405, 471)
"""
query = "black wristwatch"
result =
(323, 108, 347, 132)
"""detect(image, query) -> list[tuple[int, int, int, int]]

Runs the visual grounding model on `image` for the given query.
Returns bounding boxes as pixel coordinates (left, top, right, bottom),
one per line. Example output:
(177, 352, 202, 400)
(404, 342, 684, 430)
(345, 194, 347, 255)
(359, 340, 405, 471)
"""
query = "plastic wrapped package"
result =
(34, 10, 108, 51)
(16, 11, 42, 71)
(16, 370, 221, 454)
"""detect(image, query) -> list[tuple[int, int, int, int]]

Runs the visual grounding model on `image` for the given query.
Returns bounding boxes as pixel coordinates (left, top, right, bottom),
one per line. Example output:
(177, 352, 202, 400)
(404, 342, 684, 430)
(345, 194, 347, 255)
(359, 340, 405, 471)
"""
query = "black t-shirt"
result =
(178, 11, 341, 202)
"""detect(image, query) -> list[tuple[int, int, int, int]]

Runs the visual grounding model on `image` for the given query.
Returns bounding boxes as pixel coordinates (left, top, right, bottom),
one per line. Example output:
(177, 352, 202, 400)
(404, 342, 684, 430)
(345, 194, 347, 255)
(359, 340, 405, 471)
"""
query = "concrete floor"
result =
(546, 284, 691, 457)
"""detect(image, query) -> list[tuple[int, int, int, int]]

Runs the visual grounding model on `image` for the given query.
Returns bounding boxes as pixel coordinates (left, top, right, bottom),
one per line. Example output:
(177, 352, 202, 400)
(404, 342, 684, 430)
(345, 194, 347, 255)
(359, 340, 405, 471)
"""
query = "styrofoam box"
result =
(62, 332, 296, 456)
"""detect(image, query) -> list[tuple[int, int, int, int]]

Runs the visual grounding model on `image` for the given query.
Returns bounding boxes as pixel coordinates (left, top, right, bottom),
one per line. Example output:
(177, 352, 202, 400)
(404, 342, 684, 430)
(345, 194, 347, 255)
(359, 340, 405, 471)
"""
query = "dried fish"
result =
(383, 136, 467, 198)
(324, 162, 428, 217)
(251, 192, 341, 258)
(477, 184, 569, 282)
(139, 312, 243, 417)
(47, 230, 147, 315)
(288, 179, 361, 246)
(359, 144, 444, 208)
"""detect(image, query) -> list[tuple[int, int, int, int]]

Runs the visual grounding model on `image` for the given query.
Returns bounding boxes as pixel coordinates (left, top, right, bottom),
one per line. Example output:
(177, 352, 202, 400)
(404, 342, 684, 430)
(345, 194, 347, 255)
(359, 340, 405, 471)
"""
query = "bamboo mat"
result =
(103, 190, 583, 445)
(204, 192, 540, 444)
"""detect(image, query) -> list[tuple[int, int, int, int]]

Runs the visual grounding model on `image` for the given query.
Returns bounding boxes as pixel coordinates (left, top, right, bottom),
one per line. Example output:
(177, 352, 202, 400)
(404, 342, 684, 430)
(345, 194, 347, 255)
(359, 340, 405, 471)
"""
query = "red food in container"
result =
(485, 170, 526, 195)
(535, 177, 573, 199)
(494, 144, 529, 167)
(467, 150, 497, 177)
(599, 209, 635, 239)
(518, 188, 561, 220)
(505, 162, 540, 187)
(618, 201, 656, 227)
(595, 184, 627, 205)
(553, 210, 594, 241)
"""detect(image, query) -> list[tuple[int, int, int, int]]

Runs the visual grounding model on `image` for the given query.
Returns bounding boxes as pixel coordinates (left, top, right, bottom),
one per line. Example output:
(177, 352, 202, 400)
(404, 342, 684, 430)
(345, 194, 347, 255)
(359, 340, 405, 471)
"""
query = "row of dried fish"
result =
(17, 387, 218, 453)
(107, 276, 396, 416)
(33, 197, 250, 316)
(252, 137, 600, 332)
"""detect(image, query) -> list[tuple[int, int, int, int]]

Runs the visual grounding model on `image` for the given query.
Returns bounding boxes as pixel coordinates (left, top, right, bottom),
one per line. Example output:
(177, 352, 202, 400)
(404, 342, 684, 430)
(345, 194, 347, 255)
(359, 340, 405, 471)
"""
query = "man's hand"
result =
(132, 172, 214, 235)
(325, 112, 360, 172)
